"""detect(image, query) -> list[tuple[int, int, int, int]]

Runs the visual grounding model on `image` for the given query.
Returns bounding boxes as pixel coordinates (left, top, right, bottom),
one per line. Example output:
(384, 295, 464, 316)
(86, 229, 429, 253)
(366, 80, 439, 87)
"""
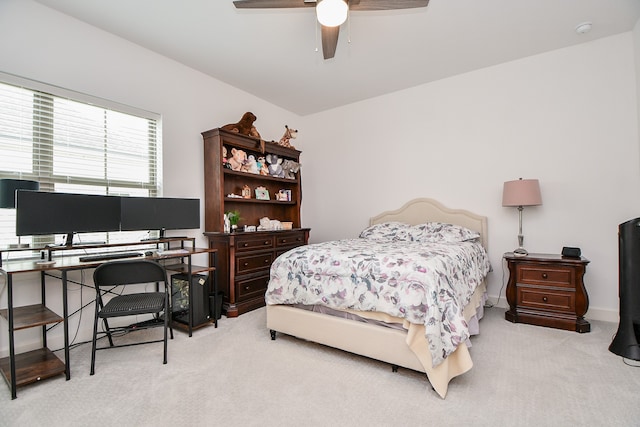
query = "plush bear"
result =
(228, 147, 247, 171)
(278, 125, 298, 149)
(281, 159, 300, 180)
(266, 153, 284, 178)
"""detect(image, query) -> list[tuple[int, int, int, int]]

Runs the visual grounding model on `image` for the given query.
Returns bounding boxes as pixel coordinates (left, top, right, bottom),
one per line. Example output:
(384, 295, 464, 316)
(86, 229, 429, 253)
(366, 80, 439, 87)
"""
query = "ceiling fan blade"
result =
(321, 25, 340, 60)
(349, 0, 429, 11)
(233, 0, 316, 8)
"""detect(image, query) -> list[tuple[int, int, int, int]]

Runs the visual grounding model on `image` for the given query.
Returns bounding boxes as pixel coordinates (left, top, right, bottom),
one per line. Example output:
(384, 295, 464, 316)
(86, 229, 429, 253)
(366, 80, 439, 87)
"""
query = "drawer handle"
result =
(245, 286, 250, 291)
(264, 241, 270, 245)
(542, 273, 548, 279)
(243, 262, 249, 267)
(542, 296, 548, 302)
(264, 259, 269, 263)
(282, 239, 287, 243)
(243, 243, 249, 247)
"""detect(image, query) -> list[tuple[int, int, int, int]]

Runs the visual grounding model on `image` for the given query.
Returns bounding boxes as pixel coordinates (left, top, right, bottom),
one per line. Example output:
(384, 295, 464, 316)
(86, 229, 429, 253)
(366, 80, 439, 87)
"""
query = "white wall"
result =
(0, 0, 302, 354)
(299, 33, 640, 322)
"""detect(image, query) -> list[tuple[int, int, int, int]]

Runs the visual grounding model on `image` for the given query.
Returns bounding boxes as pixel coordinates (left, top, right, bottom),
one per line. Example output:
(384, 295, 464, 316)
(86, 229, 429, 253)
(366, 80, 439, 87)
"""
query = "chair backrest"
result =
(93, 259, 168, 288)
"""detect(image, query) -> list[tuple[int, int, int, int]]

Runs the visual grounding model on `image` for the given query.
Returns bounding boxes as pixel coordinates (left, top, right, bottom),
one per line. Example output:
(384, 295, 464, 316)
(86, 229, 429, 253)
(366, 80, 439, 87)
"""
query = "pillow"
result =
(409, 222, 480, 243)
(359, 222, 412, 241)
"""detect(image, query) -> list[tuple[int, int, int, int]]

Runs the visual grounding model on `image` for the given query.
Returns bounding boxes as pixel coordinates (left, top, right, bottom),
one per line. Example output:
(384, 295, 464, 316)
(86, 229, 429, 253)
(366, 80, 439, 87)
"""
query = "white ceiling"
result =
(34, 0, 640, 116)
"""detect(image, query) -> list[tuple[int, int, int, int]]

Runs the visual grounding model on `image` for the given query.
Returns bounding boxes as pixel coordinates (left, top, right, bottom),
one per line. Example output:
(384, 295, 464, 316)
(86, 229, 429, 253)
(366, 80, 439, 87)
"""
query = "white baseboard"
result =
(485, 296, 619, 324)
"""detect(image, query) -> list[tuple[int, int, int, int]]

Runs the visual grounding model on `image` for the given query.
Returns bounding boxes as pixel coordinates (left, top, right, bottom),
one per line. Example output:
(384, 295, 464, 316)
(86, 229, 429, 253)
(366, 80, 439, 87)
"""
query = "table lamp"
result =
(502, 178, 542, 256)
(0, 178, 40, 248)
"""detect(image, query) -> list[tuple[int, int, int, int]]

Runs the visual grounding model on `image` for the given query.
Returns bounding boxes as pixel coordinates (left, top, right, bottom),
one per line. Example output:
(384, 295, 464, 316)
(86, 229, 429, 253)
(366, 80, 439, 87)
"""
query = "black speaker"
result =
(562, 246, 581, 258)
(171, 273, 210, 327)
(609, 218, 640, 360)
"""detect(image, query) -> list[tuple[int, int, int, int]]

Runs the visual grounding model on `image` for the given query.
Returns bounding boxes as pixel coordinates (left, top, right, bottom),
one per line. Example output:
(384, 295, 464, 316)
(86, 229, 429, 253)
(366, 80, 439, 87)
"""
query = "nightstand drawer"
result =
(518, 265, 573, 288)
(236, 253, 274, 274)
(518, 287, 575, 312)
(235, 236, 274, 252)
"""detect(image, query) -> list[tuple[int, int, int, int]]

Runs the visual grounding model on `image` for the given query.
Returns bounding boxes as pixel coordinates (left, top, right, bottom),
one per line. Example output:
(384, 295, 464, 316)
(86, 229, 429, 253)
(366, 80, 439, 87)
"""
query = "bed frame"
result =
(266, 198, 488, 397)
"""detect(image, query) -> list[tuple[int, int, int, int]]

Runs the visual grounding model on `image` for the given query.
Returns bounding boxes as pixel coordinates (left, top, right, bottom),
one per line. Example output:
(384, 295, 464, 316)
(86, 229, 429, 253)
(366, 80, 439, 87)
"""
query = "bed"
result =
(265, 198, 491, 398)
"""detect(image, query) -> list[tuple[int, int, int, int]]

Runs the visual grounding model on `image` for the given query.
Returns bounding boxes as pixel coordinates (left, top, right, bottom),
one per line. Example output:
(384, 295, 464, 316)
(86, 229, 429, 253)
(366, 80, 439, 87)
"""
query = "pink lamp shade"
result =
(502, 179, 542, 207)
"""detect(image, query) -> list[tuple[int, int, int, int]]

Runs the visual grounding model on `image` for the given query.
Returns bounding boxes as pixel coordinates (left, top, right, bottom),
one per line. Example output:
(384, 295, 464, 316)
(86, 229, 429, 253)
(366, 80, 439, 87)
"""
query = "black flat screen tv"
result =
(120, 196, 200, 237)
(15, 190, 121, 245)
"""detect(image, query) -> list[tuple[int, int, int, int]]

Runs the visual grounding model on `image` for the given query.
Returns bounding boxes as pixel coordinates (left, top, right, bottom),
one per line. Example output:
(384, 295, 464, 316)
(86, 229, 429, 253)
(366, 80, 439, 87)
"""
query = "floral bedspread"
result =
(266, 238, 491, 366)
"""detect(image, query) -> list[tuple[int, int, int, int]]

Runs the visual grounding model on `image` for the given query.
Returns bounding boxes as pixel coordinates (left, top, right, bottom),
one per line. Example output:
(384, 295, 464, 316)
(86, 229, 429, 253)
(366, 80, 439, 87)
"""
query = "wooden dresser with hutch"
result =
(202, 128, 309, 317)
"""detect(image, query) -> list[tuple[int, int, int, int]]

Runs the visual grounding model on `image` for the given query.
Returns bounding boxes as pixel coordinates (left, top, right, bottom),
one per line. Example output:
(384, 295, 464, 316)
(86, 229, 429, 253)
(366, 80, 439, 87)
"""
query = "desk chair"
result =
(91, 259, 173, 375)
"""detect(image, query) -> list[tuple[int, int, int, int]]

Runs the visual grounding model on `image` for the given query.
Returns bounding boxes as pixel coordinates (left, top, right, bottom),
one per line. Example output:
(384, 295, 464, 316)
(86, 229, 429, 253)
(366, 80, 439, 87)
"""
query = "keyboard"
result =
(155, 248, 189, 257)
(79, 251, 143, 262)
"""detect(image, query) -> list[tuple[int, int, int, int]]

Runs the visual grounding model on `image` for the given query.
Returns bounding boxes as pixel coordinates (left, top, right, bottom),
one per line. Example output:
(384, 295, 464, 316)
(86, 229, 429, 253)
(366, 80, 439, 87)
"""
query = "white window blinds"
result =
(0, 76, 161, 247)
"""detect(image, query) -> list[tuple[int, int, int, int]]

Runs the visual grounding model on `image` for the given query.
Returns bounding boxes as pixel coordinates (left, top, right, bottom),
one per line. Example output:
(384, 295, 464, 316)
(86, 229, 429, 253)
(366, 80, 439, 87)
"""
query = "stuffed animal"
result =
(256, 156, 269, 176)
(265, 153, 284, 178)
(222, 146, 231, 168)
(278, 125, 298, 149)
(221, 112, 262, 140)
(228, 147, 247, 171)
(281, 159, 300, 180)
(242, 154, 259, 174)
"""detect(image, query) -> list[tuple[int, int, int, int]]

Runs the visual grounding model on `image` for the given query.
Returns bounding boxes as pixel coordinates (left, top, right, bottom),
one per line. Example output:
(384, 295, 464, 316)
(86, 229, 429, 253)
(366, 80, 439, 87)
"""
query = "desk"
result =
(0, 238, 217, 399)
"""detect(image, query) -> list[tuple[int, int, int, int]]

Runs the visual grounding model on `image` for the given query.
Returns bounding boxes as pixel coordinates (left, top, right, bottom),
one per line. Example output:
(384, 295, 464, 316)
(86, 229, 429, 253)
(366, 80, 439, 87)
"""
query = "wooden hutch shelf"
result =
(202, 128, 310, 317)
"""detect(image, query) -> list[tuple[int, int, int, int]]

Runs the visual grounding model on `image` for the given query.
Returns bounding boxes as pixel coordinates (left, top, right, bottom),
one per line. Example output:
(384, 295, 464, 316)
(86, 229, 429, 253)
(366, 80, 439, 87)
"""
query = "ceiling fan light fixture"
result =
(316, 0, 348, 27)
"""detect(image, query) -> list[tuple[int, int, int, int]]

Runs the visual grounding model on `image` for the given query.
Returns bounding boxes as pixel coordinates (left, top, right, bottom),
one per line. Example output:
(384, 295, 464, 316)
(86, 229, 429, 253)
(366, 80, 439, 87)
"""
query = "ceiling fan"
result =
(233, 0, 430, 60)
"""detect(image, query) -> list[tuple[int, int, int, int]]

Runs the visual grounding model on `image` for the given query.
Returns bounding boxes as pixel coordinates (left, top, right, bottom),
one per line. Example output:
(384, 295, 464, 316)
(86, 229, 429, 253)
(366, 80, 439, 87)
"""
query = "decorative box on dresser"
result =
(202, 128, 310, 317)
(504, 252, 590, 333)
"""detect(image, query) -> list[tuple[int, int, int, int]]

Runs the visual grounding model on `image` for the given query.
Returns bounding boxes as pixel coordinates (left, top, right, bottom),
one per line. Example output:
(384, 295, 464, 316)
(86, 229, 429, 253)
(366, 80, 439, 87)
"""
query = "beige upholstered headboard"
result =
(369, 198, 488, 251)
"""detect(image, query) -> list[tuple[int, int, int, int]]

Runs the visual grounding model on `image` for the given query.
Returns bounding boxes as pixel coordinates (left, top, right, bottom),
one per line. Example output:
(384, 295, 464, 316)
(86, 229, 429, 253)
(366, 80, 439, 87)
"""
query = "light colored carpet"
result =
(1, 306, 639, 426)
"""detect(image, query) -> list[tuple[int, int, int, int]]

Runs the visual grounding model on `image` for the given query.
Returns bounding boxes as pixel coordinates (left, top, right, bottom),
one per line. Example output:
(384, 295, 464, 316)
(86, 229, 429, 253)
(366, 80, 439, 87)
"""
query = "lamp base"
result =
(513, 247, 529, 256)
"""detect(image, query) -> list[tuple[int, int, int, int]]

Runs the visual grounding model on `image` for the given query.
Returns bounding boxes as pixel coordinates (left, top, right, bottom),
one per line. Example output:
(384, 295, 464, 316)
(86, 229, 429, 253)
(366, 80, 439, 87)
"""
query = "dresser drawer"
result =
(236, 252, 274, 274)
(237, 275, 270, 300)
(517, 265, 574, 288)
(276, 232, 306, 249)
(517, 286, 575, 312)
(235, 235, 274, 252)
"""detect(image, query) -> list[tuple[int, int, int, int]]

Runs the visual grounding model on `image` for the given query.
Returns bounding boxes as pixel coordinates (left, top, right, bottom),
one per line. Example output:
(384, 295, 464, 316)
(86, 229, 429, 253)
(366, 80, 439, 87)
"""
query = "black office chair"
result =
(91, 259, 173, 375)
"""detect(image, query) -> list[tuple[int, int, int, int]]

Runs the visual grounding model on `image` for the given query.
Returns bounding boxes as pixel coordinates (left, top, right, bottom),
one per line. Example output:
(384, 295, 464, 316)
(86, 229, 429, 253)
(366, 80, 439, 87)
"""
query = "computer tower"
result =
(171, 273, 210, 327)
(609, 218, 640, 360)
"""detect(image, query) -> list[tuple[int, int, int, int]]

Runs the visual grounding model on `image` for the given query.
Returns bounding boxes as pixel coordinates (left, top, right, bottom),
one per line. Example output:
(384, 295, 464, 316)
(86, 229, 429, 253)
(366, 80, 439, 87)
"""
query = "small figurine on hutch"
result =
(257, 156, 269, 176)
(266, 154, 285, 178)
(276, 189, 291, 201)
(278, 125, 298, 149)
(242, 154, 259, 174)
(222, 146, 230, 168)
(255, 186, 270, 200)
(281, 159, 300, 180)
(241, 185, 251, 199)
(228, 147, 247, 171)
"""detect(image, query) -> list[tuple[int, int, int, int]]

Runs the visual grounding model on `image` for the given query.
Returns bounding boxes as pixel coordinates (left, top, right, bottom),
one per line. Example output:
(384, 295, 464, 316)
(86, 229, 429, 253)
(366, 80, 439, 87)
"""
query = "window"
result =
(0, 75, 162, 248)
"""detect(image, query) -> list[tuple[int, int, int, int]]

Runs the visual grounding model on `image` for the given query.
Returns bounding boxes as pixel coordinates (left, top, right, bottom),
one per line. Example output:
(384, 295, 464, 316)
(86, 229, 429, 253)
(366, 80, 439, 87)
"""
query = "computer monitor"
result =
(15, 190, 121, 246)
(120, 196, 200, 238)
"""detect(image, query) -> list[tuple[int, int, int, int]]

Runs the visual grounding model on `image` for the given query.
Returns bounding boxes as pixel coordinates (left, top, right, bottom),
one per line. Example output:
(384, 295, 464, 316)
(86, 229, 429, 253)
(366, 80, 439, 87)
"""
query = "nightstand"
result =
(504, 252, 590, 333)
